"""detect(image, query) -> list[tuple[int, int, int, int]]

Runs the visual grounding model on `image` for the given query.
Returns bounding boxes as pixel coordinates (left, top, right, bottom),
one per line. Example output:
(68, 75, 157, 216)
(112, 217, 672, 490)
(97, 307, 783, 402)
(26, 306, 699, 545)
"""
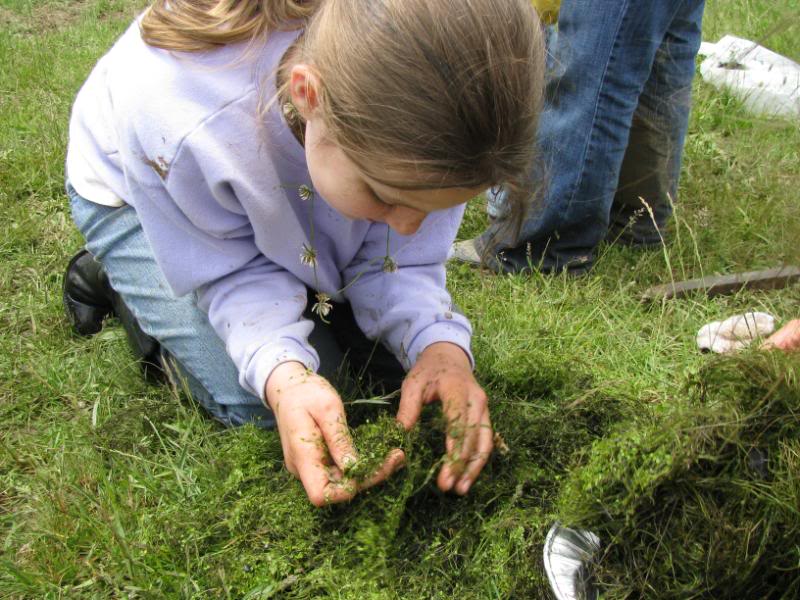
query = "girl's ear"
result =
(289, 64, 320, 120)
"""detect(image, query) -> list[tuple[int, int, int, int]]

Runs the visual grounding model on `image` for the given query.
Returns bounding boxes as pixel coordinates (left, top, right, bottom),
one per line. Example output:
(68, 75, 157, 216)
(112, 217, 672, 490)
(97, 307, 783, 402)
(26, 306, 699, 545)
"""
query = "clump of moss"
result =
(296, 375, 626, 599)
(558, 352, 800, 599)
(344, 413, 409, 483)
(72, 349, 632, 598)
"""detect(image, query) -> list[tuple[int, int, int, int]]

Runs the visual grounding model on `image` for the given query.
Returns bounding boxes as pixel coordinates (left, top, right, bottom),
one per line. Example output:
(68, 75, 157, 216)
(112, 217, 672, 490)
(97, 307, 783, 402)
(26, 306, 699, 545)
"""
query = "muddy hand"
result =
(396, 342, 492, 495)
(266, 361, 405, 506)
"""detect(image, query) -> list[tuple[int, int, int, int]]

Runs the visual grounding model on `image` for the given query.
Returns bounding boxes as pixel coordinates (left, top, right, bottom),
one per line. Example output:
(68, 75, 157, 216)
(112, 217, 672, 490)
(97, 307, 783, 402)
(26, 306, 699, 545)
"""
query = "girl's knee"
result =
(220, 403, 276, 429)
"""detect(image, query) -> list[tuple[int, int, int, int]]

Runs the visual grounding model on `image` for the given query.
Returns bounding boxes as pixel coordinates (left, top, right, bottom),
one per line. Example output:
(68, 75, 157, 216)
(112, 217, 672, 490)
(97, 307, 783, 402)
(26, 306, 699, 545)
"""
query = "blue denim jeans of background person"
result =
(486, 22, 558, 220)
(481, 0, 706, 274)
(68, 186, 405, 429)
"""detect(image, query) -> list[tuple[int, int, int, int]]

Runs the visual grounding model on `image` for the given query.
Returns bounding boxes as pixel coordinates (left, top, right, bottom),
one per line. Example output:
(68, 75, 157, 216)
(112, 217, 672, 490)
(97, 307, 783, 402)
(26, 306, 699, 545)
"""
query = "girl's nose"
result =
(386, 206, 427, 236)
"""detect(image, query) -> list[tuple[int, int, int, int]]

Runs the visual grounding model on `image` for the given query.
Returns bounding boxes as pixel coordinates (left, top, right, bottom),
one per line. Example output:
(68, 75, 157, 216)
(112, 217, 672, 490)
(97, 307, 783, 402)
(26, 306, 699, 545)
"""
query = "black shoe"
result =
(605, 220, 667, 249)
(109, 289, 164, 381)
(63, 249, 163, 380)
(450, 238, 594, 275)
(63, 249, 114, 336)
(606, 205, 670, 249)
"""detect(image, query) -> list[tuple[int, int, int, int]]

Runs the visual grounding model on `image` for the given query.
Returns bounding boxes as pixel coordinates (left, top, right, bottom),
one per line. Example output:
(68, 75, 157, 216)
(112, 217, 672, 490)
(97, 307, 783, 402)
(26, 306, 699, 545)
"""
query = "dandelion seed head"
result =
(300, 243, 317, 267)
(382, 256, 398, 273)
(298, 184, 314, 202)
(312, 292, 333, 319)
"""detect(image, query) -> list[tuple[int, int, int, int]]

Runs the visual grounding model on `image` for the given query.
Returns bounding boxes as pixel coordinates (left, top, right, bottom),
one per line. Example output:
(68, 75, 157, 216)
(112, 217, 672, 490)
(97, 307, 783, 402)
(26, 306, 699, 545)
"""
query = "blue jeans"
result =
(68, 187, 406, 428)
(482, 0, 706, 273)
(69, 186, 277, 427)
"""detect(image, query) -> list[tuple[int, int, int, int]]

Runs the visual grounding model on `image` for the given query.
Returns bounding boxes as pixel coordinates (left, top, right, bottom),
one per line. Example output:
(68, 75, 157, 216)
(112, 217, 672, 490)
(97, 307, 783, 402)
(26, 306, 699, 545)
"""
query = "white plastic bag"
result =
(698, 35, 800, 119)
(696, 312, 776, 354)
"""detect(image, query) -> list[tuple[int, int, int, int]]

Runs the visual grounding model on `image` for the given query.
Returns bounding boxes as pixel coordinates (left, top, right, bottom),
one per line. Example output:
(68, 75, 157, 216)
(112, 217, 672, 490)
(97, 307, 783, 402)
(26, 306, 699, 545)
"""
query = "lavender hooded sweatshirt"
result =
(66, 21, 473, 400)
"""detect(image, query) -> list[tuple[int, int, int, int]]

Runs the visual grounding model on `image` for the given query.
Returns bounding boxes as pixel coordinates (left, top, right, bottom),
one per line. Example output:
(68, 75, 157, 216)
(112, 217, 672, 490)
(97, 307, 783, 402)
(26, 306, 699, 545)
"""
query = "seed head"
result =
(300, 243, 317, 267)
(298, 184, 314, 202)
(312, 292, 333, 320)
(382, 256, 398, 273)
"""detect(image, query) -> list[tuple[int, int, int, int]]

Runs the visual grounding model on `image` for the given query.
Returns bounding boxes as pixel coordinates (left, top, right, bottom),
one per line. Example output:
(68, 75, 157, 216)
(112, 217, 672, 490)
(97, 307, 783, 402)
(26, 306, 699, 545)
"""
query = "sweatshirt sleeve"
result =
(119, 100, 319, 400)
(195, 257, 319, 399)
(340, 206, 474, 370)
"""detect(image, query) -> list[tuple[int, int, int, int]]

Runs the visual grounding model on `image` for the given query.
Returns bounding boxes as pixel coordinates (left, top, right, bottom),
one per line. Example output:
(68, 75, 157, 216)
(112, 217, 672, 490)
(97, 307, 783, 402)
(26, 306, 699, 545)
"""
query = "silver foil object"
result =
(543, 522, 601, 600)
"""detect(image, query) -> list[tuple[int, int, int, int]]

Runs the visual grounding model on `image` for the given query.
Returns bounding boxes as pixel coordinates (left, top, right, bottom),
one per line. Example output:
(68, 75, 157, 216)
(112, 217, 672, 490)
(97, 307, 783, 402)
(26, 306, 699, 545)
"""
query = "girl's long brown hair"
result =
(141, 0, 545, 243)
(141, 1, 319, 50)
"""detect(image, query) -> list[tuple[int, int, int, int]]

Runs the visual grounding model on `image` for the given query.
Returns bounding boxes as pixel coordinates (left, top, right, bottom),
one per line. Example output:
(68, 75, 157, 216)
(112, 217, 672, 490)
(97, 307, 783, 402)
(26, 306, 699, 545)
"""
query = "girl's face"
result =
(304, 117, 483, 236)
(290, 64, 483, 236)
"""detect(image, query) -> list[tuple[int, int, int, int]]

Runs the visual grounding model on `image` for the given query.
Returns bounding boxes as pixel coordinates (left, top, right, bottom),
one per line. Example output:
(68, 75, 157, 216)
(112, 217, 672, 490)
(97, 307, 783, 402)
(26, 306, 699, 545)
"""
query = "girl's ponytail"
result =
(140, 0, 320, 52)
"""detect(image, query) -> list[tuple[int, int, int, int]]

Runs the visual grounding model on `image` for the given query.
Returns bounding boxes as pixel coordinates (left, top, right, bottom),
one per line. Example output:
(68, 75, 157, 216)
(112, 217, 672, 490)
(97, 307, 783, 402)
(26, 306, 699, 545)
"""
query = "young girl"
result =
(63, 0, 544, 506)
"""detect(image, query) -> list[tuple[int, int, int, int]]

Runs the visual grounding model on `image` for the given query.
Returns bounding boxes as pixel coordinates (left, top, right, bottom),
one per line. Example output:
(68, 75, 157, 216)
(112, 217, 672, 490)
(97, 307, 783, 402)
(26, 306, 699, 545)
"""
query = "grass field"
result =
(1, 0, 799, 597)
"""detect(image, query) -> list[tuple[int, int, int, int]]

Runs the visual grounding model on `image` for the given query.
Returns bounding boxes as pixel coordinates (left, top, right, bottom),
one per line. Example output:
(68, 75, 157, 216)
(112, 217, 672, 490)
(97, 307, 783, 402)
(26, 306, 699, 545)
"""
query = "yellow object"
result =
(532, 0, 560, 25)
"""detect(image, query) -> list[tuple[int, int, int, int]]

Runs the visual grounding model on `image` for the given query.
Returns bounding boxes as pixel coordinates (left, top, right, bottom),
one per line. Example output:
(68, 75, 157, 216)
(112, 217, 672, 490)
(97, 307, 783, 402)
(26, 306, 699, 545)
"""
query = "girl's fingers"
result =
(355, 449, 406, 492)
(455, 410, 493, 495)
(438, 433, 459, 491)
(438, 384, 487, 490)
(315, 403, 359, 472)
(317, 479, 359, 505)
(436, 383, 492, 493)
(296, 457, 357, 507)
(454, 388, 489, 476)
(399, 360, 493, 495)
(290, 408, 405, 507)
(396, 375, 425, 431)
(290, 417, 352, 507)
(300, 449, 406, 507)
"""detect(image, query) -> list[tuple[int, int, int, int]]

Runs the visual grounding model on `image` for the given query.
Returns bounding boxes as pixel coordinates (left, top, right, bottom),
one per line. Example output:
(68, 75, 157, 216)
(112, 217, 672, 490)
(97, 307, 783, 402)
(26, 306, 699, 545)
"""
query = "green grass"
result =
(1, 1, 799, 597)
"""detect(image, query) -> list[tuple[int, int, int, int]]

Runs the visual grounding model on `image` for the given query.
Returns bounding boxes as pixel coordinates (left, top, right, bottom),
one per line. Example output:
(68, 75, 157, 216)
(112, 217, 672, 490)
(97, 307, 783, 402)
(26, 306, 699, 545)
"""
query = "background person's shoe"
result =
(450, 237, 594, 276)
(606, 203, 671, 249)
(605, 220, 668, 249)
(63, 249, 114, 336)
(449, 238, 483, 266)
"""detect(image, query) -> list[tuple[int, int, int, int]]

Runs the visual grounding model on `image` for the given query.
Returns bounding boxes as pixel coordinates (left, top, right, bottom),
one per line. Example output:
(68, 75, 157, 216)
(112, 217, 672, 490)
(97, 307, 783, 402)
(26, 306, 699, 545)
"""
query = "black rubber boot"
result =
(63, 249, 164, 380)
(63, 249, 114, 336)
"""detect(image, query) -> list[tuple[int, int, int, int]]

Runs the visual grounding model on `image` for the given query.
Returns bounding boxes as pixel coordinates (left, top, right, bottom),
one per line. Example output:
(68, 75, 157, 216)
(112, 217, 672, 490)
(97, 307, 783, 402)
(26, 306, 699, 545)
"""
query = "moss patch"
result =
(558, 352, 800, 598)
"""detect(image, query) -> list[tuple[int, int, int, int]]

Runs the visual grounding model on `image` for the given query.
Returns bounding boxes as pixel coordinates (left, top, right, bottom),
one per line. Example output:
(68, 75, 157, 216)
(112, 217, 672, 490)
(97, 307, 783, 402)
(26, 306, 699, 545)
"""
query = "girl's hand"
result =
(396, 342, 492, 495)
(266, 362, 405, 507)
(762, 319, 800, 352)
